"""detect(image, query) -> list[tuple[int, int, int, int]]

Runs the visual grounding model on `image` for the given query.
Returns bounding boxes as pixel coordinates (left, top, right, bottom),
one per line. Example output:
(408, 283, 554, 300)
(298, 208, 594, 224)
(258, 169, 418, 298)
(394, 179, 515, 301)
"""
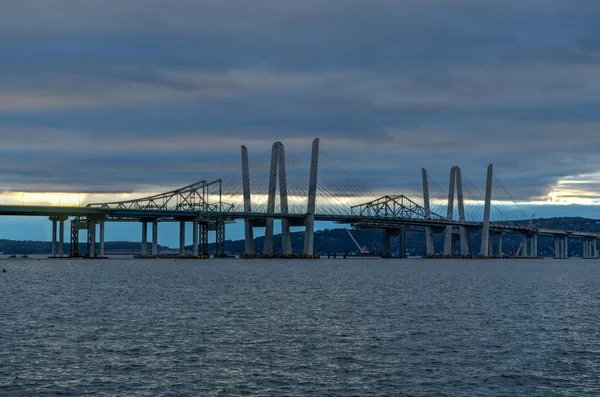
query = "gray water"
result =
(1, 258, 600, 396)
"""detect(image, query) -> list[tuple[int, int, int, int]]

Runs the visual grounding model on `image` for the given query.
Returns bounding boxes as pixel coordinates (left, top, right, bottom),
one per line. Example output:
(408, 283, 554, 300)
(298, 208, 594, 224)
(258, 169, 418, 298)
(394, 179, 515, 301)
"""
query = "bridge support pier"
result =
(425, 227, 435, 256)
(59, 218, 65, 257)
(215, 221, 226, 257)
(200, 222, 209, 256)
(521, 234, 528, 258)
(263, 221, 275, 255)
(459, 227, 469, 256)
(532, 234, 537, 257)
(50, 216, 68, 258)
(398, 230, 406, 258)
(555, 236, 569, 259)
(244, 221, 255, 255)
(51, 219, 57, 257)
(193, 220, 199, 256)
(141, 221, 148, 255)
(443, 226, 454, 256)
(99, 220, 105, 257)
(87, 219, 96, 257)
(582, 238, 596, 259)
(179, 221, 186, 256)
(383, 229, 391, 258)
(152, 221, 158, 256)
(497, 233, 504, 256)
(281, 218, 292, 255)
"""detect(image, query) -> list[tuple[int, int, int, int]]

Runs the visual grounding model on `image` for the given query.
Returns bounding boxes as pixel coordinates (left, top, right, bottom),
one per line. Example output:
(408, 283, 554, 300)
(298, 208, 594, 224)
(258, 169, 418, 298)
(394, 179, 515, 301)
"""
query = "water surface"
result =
(1, 258, 600, 396)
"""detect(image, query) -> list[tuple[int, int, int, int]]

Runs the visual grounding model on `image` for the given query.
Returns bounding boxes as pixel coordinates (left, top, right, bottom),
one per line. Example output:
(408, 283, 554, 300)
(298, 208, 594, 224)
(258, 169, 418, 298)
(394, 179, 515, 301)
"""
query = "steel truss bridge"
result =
(0, 138, 598, 259)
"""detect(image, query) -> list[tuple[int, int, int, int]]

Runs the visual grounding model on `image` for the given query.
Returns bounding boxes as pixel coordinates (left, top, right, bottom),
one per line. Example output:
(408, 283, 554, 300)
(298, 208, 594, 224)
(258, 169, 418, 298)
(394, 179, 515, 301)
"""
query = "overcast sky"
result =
(1, 0, 599, 243)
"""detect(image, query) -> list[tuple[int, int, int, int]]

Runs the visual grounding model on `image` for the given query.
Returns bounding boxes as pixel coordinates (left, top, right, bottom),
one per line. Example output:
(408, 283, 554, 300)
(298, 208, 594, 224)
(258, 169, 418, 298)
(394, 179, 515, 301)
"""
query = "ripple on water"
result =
(1, 258, 600, 396)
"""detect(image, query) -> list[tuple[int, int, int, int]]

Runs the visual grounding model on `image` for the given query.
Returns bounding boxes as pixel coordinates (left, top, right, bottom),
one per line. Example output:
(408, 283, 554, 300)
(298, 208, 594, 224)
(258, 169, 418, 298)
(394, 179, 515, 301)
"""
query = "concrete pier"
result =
(99, 220, 105, 257)
(179, 220, 186, 256)
(555, 236, 569, 259)
(50, 215, 68, 257)
(51, 219, 57, 257)
(141, 221, 148, 255)
(88, 219, 96, 257)
(582, 238, 597, 259)
(152, 221, 158, 256)
(59, 218, 65, 257)
(199, 222, 209, 256)
(398, 230, 407, 257)
(497, 233, 504, 256)
(382, 229, 391, 257)
(193, 220, 199, 256)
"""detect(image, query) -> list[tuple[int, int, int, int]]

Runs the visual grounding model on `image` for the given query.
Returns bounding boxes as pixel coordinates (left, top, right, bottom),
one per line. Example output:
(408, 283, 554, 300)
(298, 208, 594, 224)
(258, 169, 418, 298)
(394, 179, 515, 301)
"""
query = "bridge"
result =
(1, 138, 598, 259)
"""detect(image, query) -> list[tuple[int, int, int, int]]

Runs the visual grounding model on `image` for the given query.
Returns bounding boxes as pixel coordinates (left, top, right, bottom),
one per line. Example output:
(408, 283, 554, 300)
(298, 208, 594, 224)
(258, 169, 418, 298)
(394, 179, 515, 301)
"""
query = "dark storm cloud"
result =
(0, 0, 599, 206)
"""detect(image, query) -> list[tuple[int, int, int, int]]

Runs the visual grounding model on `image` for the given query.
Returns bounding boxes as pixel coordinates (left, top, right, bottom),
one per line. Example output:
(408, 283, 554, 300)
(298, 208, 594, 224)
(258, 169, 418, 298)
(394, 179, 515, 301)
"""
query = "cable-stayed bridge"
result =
(0, 138, 598, 259)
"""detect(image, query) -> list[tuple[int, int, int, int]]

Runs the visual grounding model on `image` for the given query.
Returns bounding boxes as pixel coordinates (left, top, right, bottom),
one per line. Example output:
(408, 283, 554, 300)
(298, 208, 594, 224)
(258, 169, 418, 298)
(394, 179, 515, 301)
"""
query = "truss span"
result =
(87, 179, 234, 213)
(350, 195, 447, 221)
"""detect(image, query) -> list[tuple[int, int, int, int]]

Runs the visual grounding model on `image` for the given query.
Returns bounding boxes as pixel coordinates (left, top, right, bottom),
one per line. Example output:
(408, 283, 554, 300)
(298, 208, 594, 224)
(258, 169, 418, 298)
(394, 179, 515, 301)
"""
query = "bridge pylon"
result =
(442, 166, 469, 256)
(422, 168, 435, 255)
(241, 138, 319, 256)
(303, 138, 319, 256)
(480, 164, 493, 256)
(262, 142, 292, 255)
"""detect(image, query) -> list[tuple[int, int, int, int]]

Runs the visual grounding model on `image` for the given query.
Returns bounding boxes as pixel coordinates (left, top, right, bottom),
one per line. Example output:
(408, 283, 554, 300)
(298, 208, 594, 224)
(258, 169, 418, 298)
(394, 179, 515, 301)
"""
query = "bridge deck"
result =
(0, 205, 597, 239)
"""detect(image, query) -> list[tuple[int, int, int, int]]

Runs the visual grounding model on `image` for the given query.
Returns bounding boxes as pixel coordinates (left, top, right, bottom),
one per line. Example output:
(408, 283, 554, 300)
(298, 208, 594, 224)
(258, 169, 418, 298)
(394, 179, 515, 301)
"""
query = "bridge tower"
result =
(480, 164, 493, 256)
(455, 167, 469, 255)
(242, 139, 319, 256)
(303, 138, 319, 256)
(241, 145, 255, 255)
(262, 142, 293, 255)
(442, 166, 468, 256)
(421, 168, 435, 256)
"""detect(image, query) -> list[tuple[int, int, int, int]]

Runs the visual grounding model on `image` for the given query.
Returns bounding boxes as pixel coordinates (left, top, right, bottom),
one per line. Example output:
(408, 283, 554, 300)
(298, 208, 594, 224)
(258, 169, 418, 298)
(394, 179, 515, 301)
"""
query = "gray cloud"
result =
(0, 0, 599, 211)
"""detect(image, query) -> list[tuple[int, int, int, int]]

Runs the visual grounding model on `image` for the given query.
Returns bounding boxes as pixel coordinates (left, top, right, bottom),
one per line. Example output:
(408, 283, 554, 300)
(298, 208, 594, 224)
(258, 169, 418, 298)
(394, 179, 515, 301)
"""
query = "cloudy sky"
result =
(1, 0, 599, 243)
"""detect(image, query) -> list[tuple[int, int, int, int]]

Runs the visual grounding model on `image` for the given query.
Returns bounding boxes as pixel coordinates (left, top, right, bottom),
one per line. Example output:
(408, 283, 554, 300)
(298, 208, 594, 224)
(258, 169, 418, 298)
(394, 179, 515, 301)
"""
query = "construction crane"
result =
(509, 239, 523, 257)
(345, 227, 370, 255)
